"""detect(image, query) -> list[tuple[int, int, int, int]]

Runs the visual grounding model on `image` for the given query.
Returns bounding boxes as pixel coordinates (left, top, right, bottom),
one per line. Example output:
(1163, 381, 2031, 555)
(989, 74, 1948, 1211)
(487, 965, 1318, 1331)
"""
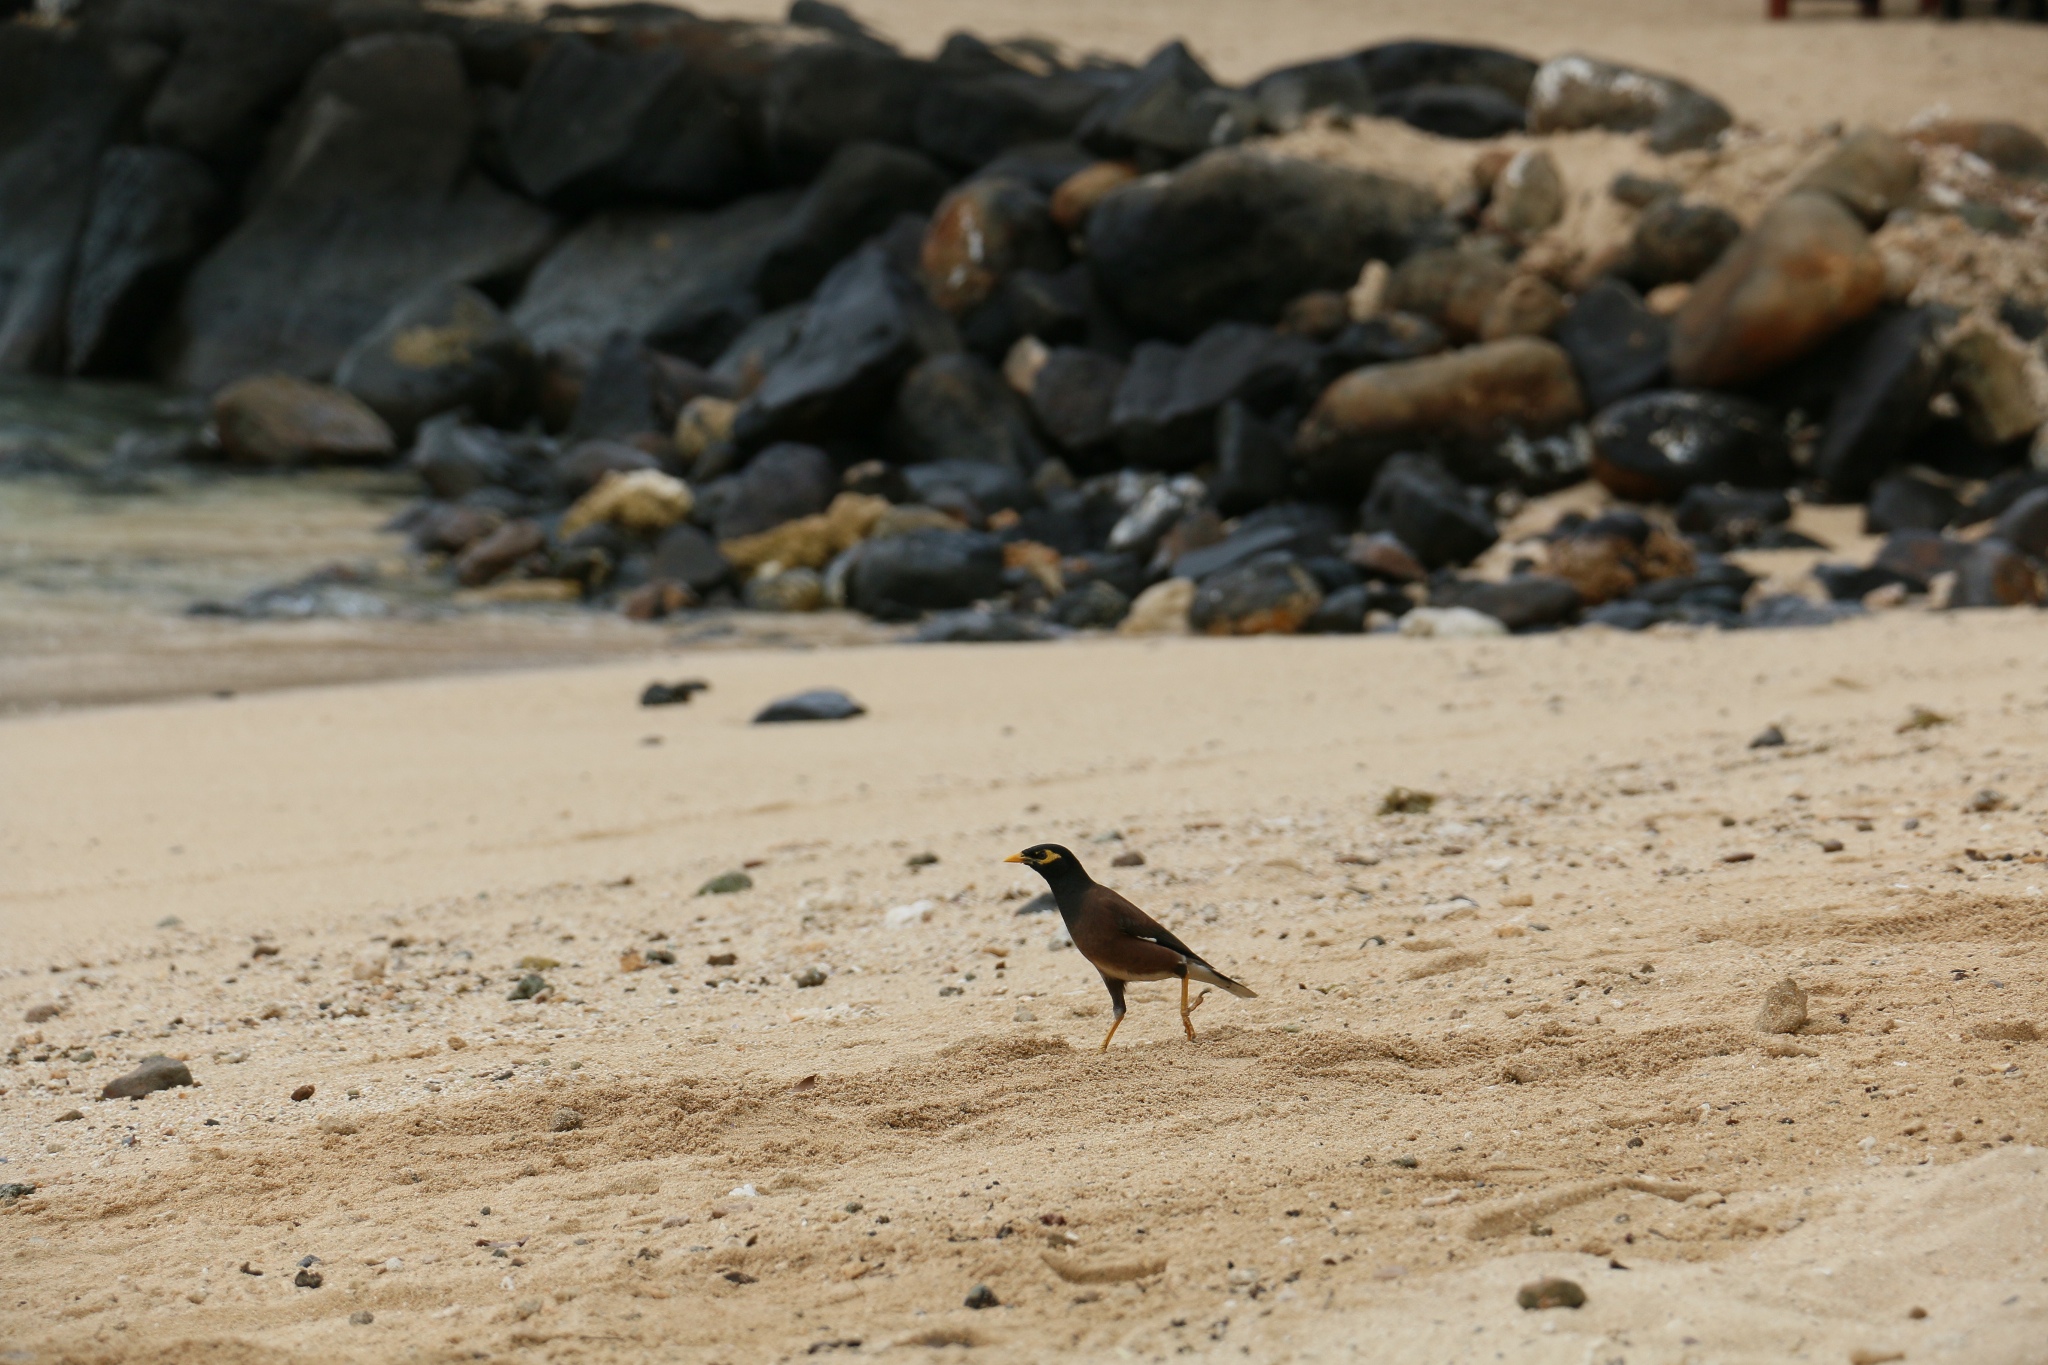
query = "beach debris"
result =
(101, 1055, 193, 1100)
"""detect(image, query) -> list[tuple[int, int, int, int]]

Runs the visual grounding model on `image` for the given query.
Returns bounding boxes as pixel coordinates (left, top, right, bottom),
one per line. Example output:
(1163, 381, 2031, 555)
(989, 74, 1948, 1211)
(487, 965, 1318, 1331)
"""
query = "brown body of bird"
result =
(1005, 843, 1255, 1051)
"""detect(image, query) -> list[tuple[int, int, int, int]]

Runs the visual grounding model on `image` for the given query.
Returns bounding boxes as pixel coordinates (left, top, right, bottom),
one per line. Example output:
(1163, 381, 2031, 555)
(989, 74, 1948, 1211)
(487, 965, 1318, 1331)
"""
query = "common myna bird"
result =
(1005, 843, 1255, 1051)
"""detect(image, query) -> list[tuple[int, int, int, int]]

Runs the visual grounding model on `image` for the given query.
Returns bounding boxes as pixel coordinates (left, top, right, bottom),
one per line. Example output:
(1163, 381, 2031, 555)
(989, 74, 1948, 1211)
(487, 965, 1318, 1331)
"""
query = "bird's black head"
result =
(1004, 843, 1088, 886)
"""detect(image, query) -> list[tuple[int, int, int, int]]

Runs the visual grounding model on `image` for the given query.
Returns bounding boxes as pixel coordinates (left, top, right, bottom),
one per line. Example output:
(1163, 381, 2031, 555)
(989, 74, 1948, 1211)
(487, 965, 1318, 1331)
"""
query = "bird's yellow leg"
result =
(1099, 1013, 1124, 1052)
(1180, 974, 1196, 1041)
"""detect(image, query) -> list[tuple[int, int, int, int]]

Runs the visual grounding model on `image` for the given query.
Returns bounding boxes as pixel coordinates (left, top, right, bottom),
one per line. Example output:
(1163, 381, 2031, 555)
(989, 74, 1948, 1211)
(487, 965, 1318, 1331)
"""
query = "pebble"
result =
(1748, 724, 1786, 748)
(551, 1107, 584, 1132)
(752, 688, 866, 723)
(794, 967, 828, 988)
(291, 1085, 315, 1102)
(698, 870, 753, 896)
(640, 679, 709, 707)
(55, 1109, 82, 1122)
(350, 1310, 374, 1325)
(1516, 1277, 1586, 1310)
(964, 1284, 1000, 1309)
(317, 1115, 360, 1135)
(507, 973, 549, 1000)
(1110, 850, 1145, 867)
(23, 1003, 60, 1023)
(294, 1269, 324, 1288)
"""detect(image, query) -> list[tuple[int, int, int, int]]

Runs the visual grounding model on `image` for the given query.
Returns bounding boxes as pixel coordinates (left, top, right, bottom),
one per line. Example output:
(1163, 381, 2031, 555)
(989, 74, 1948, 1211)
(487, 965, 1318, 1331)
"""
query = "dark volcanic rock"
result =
(1871, 528, 1967, 591)
(1048, 578, 1131, 629)
(502, 34, 748, 209)
(1431, 575, 1581, 632)
(1296, 338, 1583, 493)
(334, 283, 536, 442)
(112, 0, 343, 167)
(716, 442, 838, 541)
(65, 147, 222, 376)
(921, 178, 1066, 315)
(1587, 391, 1791, 501)
(1325, 313, 1448, 372)
(1554, 279, 1670, 411)
(1527, 53, 1731, 153)
(916, 68, 1115, 171)
(758, 37, 936, 181)
(1247, 56, 1374, 132)
(1993, 487, 2048, 558)
(1174, 504, 1346, 581)
(1085, 146, 1441, 342)
(0, 27, 128, 372)
(1669, 191, 1887, 391)
(1028, 348, 1126, 459)
(1811, 307, 1943, 501)
(1189, 555, 1323, 635)
(1075, 41, 1258, 168)
(847, 528, 1005, 618)
(101, 1054, 195, 1100)
(754, 688, 866, 722)
(513, 192, 796, 370)
(903, 458, 1034, 514)
(1864, 473, 1960, 534)
(554, 439, 658, 498)
(1375, 85, 1527, 140)
(912, 608, 1062, 642)
(649, 522, 731, 593)
(1211, 401, 1297, 516)
(410, 415, 554, 501)
(756, 141, 949, 308)
(1360, 455, 1498, 569)
(1673, 484, 1792, 548)
(1622, 198, 1741, 289)
(1110, 324, 1321, 470)
(734, 241, 958, 449)
(213, 375, 395, 466)
(1355, 40, 1538, 104)
(891, 353, 1044, 473)
(168, 34, 555, 390)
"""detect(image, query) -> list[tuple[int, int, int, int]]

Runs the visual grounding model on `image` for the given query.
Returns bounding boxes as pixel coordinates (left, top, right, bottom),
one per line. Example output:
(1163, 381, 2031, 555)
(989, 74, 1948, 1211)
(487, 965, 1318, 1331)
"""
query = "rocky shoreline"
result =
(2, 1, 2046, 640)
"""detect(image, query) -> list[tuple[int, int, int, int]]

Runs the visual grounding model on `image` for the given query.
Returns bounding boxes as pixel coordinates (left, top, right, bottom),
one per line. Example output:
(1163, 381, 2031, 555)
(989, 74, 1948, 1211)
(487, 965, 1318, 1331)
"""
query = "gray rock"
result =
(1623, 199, 1741, 289)
(66, 147, 222, 376)
(912, 608, 1063, 642)
(649, 523, 732, 594)
(1085, 146, 1441, 342)
(1812, 307, 1943, 501)
(1554, 279, 1669, 411)
(101, 1054, 195, 1100)
(1864, 473, 1959, 535)
(1028, 348, 1126, 458)
(1375, 85, 1527, 140)
(1950, 537, 2043, 609)
(846, 528, 1005, 619)
(111, 0, 343, 166)
(1429, 575, 1580, 632)
(756, 141, 949, 308)
(1189, 554, 1323, 635)
(513, 192, 797, 371)
(1993, 487, 2048, 558)
(1076, 41, 1259, 168)
(915, 68, 1116, 172)
(335, 284, 536, 442)
(0, 27, 128, 371)
(753, 688, 866, 722)
(1360, 455, 1497, 569)
(717, 443, 838, 541)
(891, 352, 1045, 473)
(757, 38, 936, 181)
(168, 34, 555, 390)
(502, 34, 748, 208)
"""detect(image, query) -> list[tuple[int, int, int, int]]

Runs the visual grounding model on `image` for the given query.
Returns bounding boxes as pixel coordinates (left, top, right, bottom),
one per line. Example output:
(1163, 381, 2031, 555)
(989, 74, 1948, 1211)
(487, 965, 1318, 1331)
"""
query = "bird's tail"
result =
(1187, 961, 1256, 998)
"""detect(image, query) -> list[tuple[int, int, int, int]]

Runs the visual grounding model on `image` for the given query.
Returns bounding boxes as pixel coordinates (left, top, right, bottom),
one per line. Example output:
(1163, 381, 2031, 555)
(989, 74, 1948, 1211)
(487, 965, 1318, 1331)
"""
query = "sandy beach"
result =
(4, 613, 2046, 1361)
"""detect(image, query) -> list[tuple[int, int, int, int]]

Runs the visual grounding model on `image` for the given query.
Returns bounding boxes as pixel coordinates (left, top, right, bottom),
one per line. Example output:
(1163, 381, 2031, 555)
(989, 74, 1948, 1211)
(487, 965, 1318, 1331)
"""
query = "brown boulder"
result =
(1795, 127, 1921, 227)
(211, 375, 396, 466)
(1669, 191, 1886, 390)
(1384, 248, 1513, 343)
(920, 177, 1063, 314)
(1296, 338, 1584, 485)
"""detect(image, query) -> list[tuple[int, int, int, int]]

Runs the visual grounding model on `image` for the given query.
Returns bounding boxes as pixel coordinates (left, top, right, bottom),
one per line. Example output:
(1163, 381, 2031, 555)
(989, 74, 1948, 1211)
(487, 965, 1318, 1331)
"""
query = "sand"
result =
(5, 612, 2048, 1361)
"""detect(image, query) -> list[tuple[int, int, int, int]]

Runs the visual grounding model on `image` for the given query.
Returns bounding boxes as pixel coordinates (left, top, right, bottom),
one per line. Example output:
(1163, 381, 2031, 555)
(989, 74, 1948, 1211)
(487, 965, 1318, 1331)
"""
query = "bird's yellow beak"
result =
(1003, 853, 1027, 864)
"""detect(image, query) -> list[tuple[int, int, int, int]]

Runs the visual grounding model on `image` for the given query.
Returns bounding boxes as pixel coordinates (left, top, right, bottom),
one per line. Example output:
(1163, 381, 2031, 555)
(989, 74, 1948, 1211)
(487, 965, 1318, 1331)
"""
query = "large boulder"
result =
(1028, 347, 1126, 460)
(756, 141, 949, 309)
(732, 240, 958, 449)
(1622, 198, 1741, 289)
(212, 374, 395, 466)
(334, 283, 537, 442)
(1085, 147, 1441, 341)
(409, 414, 555, 501)
(757, 36, 937, 181)
(1795, 128, 1921, 227)
(847, 528, 1006, 619)
(109, 0, 343, 167)
(65, 147, 221, 376)
(1075, 41, 1259, 169)
(501, 34, 749, 209)
(1109, 323, 1321, 469)
(1587, 391, 1791, 501)
(1295, 337, 1583, 492)
(1527, 54, 1731, 153)
(1669, 191, 1887, 391)
(915, 68, 1116, 171)
(166, 34, 556, 390)
(1810, 307, 1943, 501)
(1189, 555, 1323, 635)
(1554, 278, 1669, 411)
(511, 192, 796, 369)
(889, 353, 1044, 473)
(0, 27, 128, 372)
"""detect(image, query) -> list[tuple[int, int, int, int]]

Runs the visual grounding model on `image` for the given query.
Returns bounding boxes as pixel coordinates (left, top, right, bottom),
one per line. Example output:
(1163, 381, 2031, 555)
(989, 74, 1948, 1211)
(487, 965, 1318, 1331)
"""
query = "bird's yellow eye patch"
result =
(1039, 851, 1061, 862)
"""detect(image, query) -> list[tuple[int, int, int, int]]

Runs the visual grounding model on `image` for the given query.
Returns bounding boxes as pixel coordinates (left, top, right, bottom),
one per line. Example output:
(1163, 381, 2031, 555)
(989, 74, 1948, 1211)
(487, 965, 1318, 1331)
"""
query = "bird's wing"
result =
(1100, 887, 1208, 965)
